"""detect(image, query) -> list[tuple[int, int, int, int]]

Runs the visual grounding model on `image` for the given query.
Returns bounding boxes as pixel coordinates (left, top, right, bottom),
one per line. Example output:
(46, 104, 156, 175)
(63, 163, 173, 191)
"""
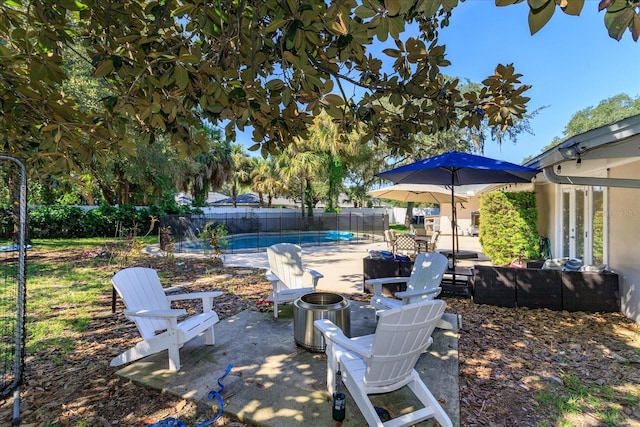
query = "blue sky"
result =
(236, 2, 639, 165)
(436, 1, 640, 164)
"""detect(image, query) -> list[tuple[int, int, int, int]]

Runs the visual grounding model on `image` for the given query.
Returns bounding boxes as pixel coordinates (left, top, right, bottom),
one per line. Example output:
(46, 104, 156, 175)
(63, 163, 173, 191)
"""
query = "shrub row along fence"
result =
(160, 211, 389, 253)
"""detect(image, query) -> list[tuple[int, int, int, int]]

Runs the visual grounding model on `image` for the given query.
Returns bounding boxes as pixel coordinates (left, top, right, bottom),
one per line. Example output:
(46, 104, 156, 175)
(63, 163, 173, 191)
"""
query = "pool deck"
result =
(145, 235, 490, 295)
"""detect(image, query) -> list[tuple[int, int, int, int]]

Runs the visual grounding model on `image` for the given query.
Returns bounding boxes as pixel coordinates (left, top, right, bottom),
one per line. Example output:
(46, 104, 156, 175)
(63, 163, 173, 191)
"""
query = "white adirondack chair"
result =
(314, 300, 452, 427)
(366, 252, 452, 330)
(111, 267, 222, 372)
(265, 243, 323, 319)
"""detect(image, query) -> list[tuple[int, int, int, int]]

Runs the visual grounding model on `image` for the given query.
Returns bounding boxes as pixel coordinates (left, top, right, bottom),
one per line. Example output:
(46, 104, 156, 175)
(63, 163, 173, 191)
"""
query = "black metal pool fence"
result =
(160, 211, 389, 253)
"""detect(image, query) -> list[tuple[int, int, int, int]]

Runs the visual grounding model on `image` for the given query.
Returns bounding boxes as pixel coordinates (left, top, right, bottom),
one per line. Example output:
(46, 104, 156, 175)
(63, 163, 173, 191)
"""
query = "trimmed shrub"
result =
(1, 205, 155, 239)
(479, 191, 539, 266)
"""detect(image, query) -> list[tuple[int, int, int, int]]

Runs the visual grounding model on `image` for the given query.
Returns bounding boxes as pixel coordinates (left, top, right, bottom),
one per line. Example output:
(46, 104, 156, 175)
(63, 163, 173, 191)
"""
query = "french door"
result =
(559, 185, 606, 265)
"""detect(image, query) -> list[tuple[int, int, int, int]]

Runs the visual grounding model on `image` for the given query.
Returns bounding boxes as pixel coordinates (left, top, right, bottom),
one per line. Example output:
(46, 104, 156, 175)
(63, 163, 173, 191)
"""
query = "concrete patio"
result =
(125, 235, 487, 425)
(115, 302, 460, 426)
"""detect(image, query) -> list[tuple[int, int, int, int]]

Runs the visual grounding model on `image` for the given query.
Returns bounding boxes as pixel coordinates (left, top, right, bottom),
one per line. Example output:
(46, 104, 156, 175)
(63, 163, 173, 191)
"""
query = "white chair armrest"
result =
(395, 287, 442, 304)
(166, 291, 222, 302)
(314, 319, 371, 358)
(124, 308, 187, 318)
(365, 277, 411, 286)
(305, 268, 323, 288)
(167, 291, 222, 312)
(367, 277, 410, 300)
(265, 271, 280, 284)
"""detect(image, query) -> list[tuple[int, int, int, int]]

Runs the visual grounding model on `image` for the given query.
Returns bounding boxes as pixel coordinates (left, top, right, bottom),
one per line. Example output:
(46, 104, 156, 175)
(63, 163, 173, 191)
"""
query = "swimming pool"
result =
(177, 230, 362, 253)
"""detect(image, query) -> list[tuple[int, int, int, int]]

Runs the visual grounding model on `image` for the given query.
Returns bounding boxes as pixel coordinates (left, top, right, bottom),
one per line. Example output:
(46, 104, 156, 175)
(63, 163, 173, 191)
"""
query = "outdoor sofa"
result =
(472, 260, 620, 313)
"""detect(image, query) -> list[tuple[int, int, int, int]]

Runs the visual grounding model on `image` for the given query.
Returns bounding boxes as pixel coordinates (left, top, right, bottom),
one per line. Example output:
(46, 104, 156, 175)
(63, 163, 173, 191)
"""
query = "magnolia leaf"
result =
(388, 16, 405, 40)
(175, 66, 189, 90)
(560, 0, 584, 16)
(329, 20, 348, 35)
(30, 62, 46, 81)
(598, 0, 615, 12)
(528, 0, 555, 35)
(605, 7, 635, 40)
(354, 5, 377, 19)
(528, 0, 548, 10)
(376, 17, 390, 42)
(442, 0, 458, 11)
(382, 48, 401, 58)
(0, 45, 13, 58)
(93, 59, 114, 78)
(385, 0, 402, 16)
(264, 18, 288, 33)
(632, 14, 640, 41)
(173, 4, 195, 16)
(324, 94, 345, 106)
(179, 54, 200, 64)
(113, 35, 140, 45)
(418, 0, 442, 16)
(151, 113, 166, 131)
(265, 79, 285, 91)
(15, 85, 42, 100)
(496, 0, 521, 5)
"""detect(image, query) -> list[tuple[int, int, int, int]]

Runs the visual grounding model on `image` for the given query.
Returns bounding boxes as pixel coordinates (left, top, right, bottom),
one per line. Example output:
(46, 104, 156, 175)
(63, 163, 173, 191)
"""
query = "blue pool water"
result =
(178, 230, 360, 253)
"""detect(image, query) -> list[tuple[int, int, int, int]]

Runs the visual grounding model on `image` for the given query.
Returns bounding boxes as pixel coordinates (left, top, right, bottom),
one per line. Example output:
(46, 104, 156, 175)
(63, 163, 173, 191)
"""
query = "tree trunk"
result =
(404, 202, 415, 227)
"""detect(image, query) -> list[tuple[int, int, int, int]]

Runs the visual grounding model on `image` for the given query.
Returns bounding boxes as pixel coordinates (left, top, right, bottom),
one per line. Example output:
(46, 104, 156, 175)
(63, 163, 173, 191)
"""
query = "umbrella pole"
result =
(450, 173, 456, 269)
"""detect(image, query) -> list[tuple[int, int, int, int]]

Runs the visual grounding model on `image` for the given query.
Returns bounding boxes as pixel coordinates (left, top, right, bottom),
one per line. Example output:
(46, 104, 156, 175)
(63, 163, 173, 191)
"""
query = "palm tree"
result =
(277, 142, 324, 218)
(174, 128, 232, 207)
(250, 158, 280, 207)
(229, 144, 253, 207)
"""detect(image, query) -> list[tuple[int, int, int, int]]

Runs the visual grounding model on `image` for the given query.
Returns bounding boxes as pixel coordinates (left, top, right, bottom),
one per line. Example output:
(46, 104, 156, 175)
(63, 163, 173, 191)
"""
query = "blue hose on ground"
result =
(146, 363, 233, 427)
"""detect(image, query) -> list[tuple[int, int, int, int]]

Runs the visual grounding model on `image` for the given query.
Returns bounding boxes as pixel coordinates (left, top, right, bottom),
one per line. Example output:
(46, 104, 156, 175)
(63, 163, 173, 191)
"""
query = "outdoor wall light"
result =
(558, 144, 585, 160)
(576, 155, 582, 169)
(557, 164, 562, 173)
(559, 146, 577, 159)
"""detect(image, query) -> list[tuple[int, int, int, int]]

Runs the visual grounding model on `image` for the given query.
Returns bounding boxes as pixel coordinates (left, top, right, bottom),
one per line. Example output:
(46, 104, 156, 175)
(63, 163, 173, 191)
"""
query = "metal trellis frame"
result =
(0, 155, 28, 426)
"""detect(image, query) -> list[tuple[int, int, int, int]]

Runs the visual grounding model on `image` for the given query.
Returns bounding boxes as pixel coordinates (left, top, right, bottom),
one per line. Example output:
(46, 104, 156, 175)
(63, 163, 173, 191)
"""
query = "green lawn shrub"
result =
(479, 191, 539, 266)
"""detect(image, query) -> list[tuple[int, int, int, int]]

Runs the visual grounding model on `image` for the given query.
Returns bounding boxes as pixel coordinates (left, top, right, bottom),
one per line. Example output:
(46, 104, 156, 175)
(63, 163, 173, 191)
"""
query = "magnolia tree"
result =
(1, 0, 638, 174)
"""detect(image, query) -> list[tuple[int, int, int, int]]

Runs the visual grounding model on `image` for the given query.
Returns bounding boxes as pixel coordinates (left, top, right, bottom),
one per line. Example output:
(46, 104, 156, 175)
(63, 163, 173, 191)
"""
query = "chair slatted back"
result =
(364, 300, 446, 387)
(112, 267, 171, 340)
(267, 243, 305, 289)
(427, 230, 440, 252)
(406, 252, 448, 299)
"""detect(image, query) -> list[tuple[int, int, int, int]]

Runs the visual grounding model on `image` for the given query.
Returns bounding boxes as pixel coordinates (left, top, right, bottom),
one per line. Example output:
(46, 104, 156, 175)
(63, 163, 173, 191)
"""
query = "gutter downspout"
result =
(543, 166, 640, 188)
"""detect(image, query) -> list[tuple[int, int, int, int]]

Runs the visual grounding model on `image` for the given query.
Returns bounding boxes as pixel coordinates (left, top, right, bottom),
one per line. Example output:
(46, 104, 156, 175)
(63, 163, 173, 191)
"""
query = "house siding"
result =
(608, 161, 640, 322)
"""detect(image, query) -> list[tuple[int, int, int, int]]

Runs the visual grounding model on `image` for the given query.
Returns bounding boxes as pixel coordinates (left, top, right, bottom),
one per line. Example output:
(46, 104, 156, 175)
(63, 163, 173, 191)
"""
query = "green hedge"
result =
(0, 203, 194, 239)
(479, 191, 539, 266)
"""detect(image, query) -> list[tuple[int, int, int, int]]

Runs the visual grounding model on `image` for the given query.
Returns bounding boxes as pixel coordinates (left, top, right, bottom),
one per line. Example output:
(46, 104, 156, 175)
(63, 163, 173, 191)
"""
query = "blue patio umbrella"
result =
(376, 151, 539, 267)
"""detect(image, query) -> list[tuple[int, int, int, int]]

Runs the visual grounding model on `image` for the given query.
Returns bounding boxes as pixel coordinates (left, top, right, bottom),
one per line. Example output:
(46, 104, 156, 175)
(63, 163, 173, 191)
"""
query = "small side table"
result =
(441, 267, 474, 298)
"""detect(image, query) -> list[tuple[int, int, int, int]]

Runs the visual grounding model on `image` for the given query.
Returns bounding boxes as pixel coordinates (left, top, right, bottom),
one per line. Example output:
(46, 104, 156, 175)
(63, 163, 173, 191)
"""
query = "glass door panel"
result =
(562, 189, 570, 257)
(592, 187, 604, 264)
(558, 185, 607, 265)
(575, 188, 586, 260)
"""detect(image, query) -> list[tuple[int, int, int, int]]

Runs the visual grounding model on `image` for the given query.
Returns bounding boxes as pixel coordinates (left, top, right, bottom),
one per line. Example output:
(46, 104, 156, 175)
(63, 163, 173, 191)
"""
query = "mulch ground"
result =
(1, 246, 639, 426)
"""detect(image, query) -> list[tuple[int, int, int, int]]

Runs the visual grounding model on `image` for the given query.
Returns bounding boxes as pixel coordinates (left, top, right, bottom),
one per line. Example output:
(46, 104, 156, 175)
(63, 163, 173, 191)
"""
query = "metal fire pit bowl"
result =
(293, 292, 351, 352)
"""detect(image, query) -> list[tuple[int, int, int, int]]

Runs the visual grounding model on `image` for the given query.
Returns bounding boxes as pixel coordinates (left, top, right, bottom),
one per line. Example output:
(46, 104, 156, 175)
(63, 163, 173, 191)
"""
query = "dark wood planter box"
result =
(362, 257, 413, 296)
(473, 264, 620, 313)
(472, 266, 517, 307)
(516, 269, 562, 310)
(561, 271, 620, 312)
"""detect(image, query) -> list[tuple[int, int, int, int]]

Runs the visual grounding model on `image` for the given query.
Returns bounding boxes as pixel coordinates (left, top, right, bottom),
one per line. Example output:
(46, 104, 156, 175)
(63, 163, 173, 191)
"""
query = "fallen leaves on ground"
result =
(1, 247, 639, 426)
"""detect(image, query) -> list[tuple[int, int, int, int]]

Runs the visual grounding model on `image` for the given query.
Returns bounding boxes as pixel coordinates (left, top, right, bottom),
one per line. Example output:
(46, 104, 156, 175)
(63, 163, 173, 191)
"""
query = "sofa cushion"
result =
(562, 258, 583, 272)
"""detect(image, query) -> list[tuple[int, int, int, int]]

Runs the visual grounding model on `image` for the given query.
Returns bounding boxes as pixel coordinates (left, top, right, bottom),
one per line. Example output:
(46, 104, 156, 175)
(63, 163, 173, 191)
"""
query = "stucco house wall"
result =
(533, 182, 555, 239)
(608, 161, 640, 322)
(525, 115, 640, 323)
